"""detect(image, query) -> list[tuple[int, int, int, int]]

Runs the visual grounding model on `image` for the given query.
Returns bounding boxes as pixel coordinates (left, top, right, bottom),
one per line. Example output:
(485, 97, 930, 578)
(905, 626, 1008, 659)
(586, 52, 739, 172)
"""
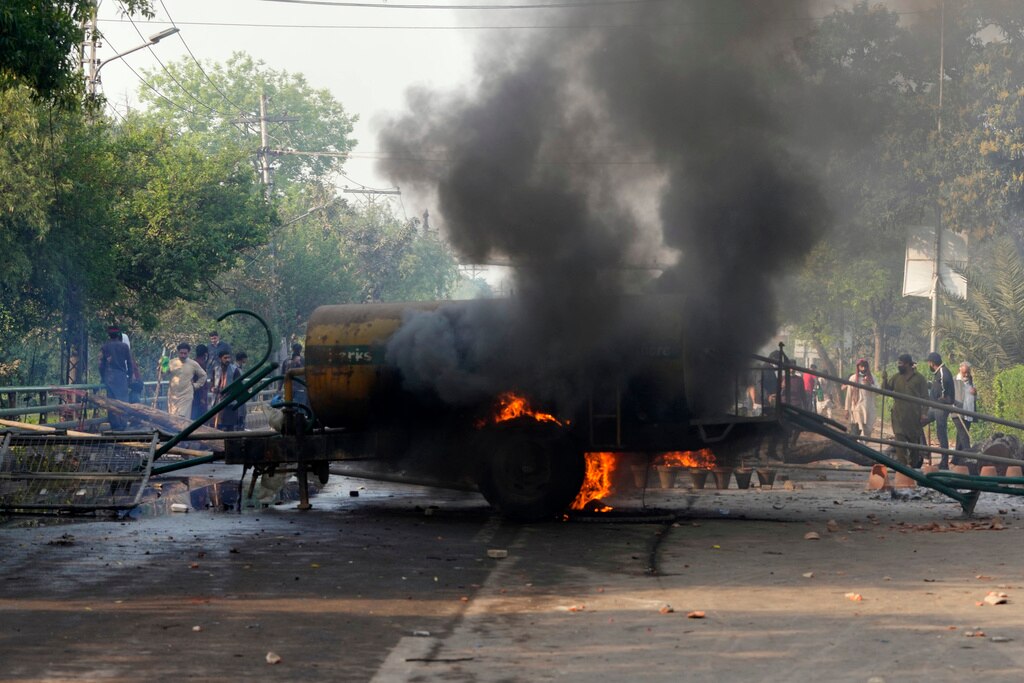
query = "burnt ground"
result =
(2, 465, 1024, 683)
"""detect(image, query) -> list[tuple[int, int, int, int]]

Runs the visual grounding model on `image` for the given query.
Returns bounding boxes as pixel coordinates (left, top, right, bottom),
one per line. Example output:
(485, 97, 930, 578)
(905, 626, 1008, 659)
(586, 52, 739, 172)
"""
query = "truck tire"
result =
(476, 423, 585, 522)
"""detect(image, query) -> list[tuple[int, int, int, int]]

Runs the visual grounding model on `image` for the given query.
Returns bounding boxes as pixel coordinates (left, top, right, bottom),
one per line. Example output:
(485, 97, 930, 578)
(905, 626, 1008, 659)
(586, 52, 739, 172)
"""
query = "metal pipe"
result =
(850, 433, 1024, 468)
(784, 408, 977, 511)
(151, 453, 222, 476)
(755, 354, 1024, 432)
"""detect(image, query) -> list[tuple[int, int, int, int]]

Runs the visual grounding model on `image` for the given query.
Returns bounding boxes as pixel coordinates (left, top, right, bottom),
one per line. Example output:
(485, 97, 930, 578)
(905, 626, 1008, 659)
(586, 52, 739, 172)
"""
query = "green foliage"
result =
(225, 198, 461, 342)
(0, 88, 276, 384)
(103, 118, 274, 328)
(137, 53, 357, 189)
(0, 1, 152, 106)
(936, 239, 1024, 373)
(982, 365, 1024, 442)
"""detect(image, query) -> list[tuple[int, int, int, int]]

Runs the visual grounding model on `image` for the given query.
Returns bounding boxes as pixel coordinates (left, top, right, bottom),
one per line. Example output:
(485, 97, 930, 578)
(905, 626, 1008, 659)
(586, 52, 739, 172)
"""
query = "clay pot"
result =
(688, 468, 709, 490)
(921, 464, 939, 474)
(630, 464, 648, 488)
(756, 468, 777, 489)
(950, 464, 971, 476)
(893, 471, 917, 488)
(656, 465, 678, 489)
(979, 465, 998, 479)
(1004, 465, 1023, 486)
(712, 467, 733, 490)
(865, 464, 890, 490)
(733, 468, 753, 490)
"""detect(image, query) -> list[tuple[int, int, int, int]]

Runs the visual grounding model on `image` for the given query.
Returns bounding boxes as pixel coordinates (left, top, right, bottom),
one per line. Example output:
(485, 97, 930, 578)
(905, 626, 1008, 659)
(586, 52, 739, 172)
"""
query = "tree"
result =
(0, 1, 152, 105)
(103, 119, 274, 328)
(226, 199, 461, 344)
(0, 87, 275, 384)
(137, 53, 357, 190)
(785, 1, 936, 368)
(936, 239, 1024, 373)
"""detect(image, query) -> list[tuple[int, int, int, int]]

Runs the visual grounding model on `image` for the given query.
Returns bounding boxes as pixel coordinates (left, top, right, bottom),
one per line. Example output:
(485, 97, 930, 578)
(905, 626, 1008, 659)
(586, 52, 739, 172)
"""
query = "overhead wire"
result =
(260, 0, 675, 9)
(117, 1, 237, 119)
(105, 100, 129, 124)
(156, 0, 250, 117)
(99, 7, 935, 31)
(100, 36, 197, 117)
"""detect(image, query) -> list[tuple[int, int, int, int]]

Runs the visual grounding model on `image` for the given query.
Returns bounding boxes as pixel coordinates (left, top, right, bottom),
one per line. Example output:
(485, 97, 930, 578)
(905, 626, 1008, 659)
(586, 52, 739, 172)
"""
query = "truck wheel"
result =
(476, 425, 585, 522)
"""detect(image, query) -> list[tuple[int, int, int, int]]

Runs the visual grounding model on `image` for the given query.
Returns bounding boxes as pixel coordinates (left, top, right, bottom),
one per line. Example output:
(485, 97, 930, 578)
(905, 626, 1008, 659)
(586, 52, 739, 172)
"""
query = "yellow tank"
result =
(305, 301, 440, 428)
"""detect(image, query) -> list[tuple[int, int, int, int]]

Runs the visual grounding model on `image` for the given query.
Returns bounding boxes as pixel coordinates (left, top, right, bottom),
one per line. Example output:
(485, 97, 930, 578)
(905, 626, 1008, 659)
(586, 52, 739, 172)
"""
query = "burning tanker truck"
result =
(227, 295, 781, 521)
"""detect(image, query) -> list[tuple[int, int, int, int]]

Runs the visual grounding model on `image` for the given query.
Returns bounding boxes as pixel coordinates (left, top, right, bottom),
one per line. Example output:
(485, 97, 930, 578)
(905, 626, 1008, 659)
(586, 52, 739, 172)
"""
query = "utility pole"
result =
(83, 9, 99, 97)
(234, 93, 298, 359)
(931, 0, 946, 352)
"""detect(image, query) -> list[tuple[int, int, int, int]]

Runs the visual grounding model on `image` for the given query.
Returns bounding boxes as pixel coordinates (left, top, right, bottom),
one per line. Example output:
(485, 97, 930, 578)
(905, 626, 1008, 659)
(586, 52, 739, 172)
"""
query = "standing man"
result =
(953, 361, 977, 458)
(207, 331, 230, 373)
(803, 365, 819, 413)
(924, 351, 956, 468)
(191, 344, 210, 419)
(282, 342, 307, 406)
(882, 353, 929, 468)
(235, 351, 249, 429)
(209, 346, 242, 430)
(845, 359, 877, 438)
(98, 325, 138, 430)
(166, 343, 207, 419)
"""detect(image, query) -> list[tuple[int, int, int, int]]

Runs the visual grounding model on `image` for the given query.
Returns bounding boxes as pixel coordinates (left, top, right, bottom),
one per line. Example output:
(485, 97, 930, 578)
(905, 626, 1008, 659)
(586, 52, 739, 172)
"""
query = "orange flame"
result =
(478, 391, 563, 428)
(571, 452, 617, 512)
(655, 449, 716, 469)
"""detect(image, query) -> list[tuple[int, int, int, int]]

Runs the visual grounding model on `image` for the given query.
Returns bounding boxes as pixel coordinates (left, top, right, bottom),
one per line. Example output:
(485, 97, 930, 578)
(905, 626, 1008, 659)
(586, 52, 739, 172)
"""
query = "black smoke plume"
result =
(379, 1, 829, 415)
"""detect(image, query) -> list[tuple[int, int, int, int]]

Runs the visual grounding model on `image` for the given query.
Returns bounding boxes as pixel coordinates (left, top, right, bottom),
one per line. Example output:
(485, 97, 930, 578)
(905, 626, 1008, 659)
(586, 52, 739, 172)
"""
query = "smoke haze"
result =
(379, 0, 831, 415)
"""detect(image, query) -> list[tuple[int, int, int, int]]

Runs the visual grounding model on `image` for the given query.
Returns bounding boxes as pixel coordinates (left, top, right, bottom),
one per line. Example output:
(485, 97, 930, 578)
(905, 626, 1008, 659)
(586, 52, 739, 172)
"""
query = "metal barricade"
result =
(0, 432, 157, 512)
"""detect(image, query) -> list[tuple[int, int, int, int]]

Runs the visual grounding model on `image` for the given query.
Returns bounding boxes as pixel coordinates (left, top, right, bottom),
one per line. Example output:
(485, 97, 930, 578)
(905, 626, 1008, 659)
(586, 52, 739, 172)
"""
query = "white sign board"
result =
(902, 225, 968, 299)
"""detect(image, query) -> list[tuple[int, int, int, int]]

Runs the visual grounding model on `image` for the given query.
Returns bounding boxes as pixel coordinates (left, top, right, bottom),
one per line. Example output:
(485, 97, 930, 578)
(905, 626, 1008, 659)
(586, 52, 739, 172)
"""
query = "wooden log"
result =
(0, 417, 91, 437)
(84, 395, 227, 452)
(0, 417, 213, 457)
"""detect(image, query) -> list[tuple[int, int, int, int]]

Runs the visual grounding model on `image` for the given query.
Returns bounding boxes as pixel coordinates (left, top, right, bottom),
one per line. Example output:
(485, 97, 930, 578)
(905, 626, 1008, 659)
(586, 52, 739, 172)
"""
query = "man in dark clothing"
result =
(99, 326, 138, 430)
(209, 346, 242, 431)
(882, 353, 929, 467)
(191, 344, 210, 420)
(207, 331, 231, 373)
(925, 351, 956, 468)
(282, 342, 307, 406)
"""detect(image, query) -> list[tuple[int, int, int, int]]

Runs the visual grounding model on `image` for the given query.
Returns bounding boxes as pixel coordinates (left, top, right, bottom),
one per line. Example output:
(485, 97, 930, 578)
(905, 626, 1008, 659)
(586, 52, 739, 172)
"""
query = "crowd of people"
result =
(99, 326, 306, 433)
(746, 350, 978, 469)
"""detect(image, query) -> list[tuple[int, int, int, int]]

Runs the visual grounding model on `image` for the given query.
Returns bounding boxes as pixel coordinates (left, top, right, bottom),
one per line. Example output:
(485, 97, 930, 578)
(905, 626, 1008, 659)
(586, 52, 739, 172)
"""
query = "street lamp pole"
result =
(86, 27, 180, 96)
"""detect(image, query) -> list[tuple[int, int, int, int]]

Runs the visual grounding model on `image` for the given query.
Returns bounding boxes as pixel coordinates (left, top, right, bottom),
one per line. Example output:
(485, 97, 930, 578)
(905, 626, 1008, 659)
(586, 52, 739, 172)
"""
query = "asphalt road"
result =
(2, 468, 1024, 682)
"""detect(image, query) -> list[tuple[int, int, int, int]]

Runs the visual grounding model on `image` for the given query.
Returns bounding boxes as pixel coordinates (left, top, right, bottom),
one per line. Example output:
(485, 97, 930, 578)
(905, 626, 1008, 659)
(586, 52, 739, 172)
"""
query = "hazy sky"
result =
(93, 0, 939, 257)
(95, 0, 480, 192)
(93, 1, 892, 193)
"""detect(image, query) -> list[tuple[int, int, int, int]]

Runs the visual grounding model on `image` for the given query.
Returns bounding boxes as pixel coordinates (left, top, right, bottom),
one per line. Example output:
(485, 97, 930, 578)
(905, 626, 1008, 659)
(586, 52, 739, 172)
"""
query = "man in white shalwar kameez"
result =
(845, 358, 877, 438)
(167, 343, 207, 419)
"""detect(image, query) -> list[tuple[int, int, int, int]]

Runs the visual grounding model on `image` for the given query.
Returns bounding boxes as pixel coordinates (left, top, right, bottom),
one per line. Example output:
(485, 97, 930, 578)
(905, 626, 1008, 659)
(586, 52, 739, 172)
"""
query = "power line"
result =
(98, 7, 935, 32)
(105, 100, 129, 124)
(156, 0, 249, 116)
(118, 2, 237, 119)
(343, 150, 661, 165)
(101, 36, 198, 116)
(260, 0, 671, 9)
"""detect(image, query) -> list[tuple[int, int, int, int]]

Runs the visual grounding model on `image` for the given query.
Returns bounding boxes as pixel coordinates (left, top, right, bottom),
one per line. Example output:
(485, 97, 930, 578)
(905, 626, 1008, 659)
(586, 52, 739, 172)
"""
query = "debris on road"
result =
(659, 604, 674, 614)
(845, 592, 863, 602)
(266, 652, 282, 665)
(487, 549, 509, 559)
(983, 592, 1009, 606)
(686, 611, 706, 619)
(804, 532, 821, 540)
